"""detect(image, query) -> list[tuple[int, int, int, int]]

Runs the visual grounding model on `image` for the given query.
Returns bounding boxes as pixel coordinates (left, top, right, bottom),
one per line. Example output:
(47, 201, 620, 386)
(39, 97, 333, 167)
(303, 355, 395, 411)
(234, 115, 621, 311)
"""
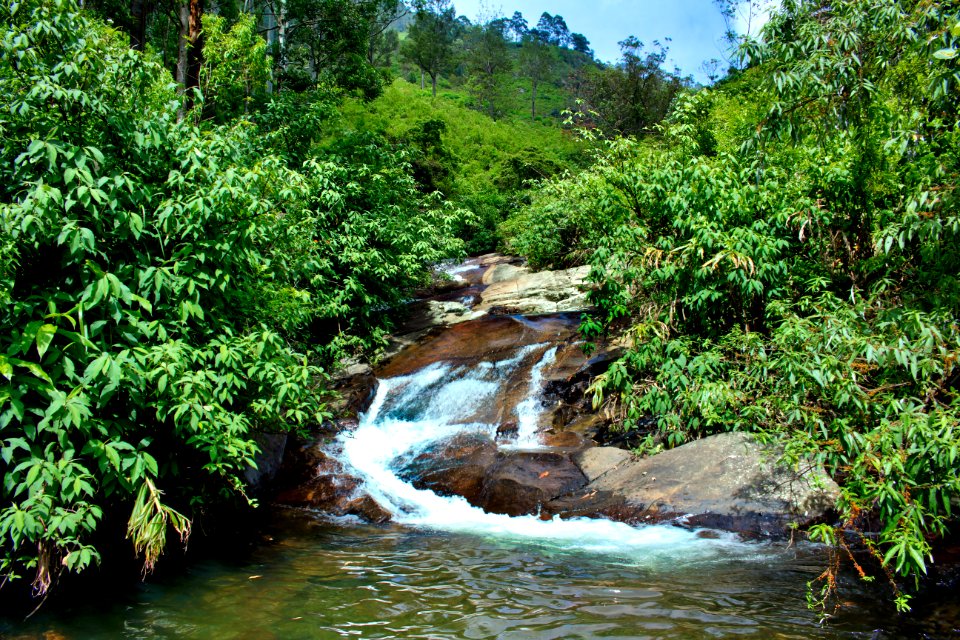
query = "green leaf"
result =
(35, 324, 57, 359)
(933, 48, 957, 60)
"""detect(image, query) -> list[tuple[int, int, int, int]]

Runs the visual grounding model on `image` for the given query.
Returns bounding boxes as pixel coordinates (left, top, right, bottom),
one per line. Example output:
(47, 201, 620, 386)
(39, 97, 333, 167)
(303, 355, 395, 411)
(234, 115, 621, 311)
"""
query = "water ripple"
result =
(4, 518, 915, 639)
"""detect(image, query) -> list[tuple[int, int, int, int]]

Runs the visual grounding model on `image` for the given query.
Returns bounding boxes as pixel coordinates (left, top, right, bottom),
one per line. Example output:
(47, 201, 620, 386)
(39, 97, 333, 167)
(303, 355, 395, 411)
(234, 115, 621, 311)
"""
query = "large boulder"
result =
(548, 433, 840, 536)
(476, 266, 592, 315)
(482, 263, 530, 285)
(398, 432, 589, 517)
(478, 449, 589, 516)
(399, 432, 499, 502)
(272, 436, 392, 524)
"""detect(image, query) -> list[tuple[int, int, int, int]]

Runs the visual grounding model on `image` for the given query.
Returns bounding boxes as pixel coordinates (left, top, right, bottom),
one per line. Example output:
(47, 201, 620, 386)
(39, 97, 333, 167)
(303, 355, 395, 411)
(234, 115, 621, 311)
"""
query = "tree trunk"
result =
(186, 0, 203, 92)
(431, 73, 437, 97)
(129, 0, 147, 51)
(420, 69, 424, 90)
(277, 1, 286, 63)
(176, 1, 189, 86)
(176, 0, 203, 115)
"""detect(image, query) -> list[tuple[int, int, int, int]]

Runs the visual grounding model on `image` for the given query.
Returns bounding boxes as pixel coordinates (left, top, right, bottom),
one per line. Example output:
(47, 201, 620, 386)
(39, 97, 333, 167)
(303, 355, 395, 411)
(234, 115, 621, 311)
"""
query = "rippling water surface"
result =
(7, 513, 936, 640)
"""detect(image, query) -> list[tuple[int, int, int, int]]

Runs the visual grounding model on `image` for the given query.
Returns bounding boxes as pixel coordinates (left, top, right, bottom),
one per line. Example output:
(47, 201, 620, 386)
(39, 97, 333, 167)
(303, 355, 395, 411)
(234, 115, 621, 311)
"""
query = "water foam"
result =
(513, 345, 558, 447)
(335, 347, 750, 565)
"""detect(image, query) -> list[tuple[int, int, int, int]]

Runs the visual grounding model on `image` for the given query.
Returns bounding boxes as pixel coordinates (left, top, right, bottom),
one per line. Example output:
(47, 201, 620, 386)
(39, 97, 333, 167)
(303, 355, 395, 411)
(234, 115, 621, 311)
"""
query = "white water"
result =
(513, 345, 557, 447)
(335, 345, 754, 565)
(437, 260, 477, 283)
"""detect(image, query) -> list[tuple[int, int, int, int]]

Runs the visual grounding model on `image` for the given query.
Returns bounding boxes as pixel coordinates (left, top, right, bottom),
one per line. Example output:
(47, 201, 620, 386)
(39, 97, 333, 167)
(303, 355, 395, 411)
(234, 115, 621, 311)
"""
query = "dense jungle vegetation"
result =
(504, 0, 960, 612)
(1, 0, 959, 617)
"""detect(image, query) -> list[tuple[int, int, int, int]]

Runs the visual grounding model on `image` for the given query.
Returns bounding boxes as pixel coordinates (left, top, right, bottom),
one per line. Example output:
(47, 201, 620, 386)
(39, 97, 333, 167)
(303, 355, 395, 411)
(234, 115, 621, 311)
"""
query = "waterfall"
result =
(513, 345, 557, 447)
(334, 343, 747, 560)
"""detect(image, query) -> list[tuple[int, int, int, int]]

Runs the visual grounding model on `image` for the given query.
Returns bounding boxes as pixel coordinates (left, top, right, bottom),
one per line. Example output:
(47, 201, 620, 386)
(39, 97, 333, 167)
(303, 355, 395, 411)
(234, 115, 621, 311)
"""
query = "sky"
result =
(448, 0, 773, 83)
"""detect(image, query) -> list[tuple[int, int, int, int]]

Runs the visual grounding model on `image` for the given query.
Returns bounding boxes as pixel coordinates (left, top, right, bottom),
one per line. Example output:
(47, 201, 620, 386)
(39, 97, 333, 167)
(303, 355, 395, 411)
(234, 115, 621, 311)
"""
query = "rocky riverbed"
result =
(268, 254, 840, 539)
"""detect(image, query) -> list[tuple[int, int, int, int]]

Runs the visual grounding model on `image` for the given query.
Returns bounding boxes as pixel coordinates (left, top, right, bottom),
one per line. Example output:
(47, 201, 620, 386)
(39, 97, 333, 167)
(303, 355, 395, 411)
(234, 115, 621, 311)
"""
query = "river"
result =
(3, 261, 958, 639)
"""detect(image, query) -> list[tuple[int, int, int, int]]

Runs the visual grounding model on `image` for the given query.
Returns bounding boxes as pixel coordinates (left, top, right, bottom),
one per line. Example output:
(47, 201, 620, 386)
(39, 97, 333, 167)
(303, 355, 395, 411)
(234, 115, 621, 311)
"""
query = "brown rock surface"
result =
(377, 314, 579, 379)
(548, 433, 840, 536)
(478, 450, 589, 516)
(476, 265, 592, 315)
(398, 433, 589, 517)
(399, 432, 499, 502)
(272, 436, 393, 524)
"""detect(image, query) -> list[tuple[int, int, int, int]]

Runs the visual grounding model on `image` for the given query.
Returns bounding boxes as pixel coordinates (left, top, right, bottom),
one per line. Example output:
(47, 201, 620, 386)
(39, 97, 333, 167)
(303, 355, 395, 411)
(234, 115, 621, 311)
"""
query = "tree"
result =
(577, 37, 688, 135)
(282, 0, 383, 97)
(535, 12, 570, 47)
(177, 0, 204, 113)
(465, 21, 512, 118)
(362, 0, 406, 66)
(507, 10, 528, 42)
(401, 0, 458, 97)
(519, 32, 554, 121)
(200, 13, 271, 120)
(569, 32, 591, 56)
(713, 0, 776, 68)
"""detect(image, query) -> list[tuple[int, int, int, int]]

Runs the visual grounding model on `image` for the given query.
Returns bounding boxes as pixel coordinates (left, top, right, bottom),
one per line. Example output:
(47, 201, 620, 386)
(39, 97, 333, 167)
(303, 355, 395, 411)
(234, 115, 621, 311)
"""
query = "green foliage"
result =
(304, 131, 467, 356)
(200, 13, 271, 122)
(570, 38, 693, 137)
(0, 0, 465, 595)
(463, 22, 511, 118)
(282, 0, 385, 98)
(401, 0, 459, 97)
(504, 0, 960, 609)
(337, 79, 587, 254)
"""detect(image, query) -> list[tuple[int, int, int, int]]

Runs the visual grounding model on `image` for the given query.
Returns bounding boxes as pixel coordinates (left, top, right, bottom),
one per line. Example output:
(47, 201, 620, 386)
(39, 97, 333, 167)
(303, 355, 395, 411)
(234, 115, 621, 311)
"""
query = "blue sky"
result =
(449, 0, 763, 83)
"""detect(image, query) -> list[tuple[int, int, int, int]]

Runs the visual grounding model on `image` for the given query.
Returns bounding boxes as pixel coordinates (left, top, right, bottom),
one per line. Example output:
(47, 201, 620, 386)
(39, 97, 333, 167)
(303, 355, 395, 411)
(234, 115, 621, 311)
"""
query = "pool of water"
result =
(4, 512, 926, 640)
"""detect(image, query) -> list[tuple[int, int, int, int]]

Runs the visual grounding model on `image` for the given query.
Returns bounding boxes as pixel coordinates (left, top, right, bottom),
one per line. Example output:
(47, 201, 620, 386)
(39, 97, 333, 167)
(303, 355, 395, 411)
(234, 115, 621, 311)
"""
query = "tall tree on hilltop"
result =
(535, 12, 569, 47)
(508, 11, 528, 42)
(569, 32, 591, 56)
(402, 0, 458, 97)
(465, 20, 512, 118)
(519, 31, 554, 121)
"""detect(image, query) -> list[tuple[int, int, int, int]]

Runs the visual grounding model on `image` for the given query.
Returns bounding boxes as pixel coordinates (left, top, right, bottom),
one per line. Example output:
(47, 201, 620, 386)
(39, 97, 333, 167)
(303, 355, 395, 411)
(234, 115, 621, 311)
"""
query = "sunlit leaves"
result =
(1, 0, 468, 596)
(504, 0, 960, 611)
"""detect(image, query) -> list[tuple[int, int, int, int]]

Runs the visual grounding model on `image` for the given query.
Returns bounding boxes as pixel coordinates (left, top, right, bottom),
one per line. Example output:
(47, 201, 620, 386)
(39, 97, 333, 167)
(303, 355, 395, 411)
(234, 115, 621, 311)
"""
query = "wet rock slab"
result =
(273, 434, 391, 524)
(398, 432, 588, 517)
(545, 433, 840, 536)
(377, 314, 580, 380)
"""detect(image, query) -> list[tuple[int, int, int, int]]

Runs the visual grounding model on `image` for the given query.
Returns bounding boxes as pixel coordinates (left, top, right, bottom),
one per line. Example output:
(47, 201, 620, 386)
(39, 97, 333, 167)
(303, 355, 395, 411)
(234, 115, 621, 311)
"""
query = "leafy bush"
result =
(335, 79, 587, 253)
(0, 0, 465, 594)
(505, 0, 960, 611)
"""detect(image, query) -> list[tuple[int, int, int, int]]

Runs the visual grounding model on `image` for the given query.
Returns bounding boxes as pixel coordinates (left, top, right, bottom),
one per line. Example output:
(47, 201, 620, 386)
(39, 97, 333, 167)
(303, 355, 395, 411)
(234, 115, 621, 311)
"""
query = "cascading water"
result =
(335, 342, 751, 564)
(513, 345, 557, 447)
